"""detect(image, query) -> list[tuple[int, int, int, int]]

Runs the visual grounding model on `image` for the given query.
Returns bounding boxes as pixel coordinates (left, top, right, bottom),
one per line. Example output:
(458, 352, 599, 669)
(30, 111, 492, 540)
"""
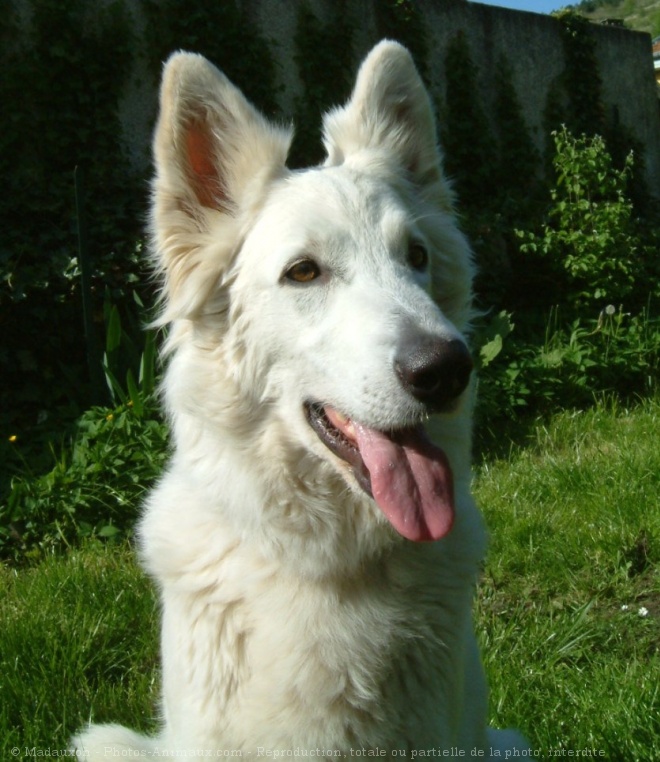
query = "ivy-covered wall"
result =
(2, 0, 659, 433)
(113, 0, 660, 191)
(424, 1, 660, 191)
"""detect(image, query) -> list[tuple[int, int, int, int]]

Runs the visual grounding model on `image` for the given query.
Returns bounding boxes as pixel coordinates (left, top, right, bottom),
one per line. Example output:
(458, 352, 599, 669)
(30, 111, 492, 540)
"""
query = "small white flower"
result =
(621, 604, 629, 611)
(638, 607, 649, 618)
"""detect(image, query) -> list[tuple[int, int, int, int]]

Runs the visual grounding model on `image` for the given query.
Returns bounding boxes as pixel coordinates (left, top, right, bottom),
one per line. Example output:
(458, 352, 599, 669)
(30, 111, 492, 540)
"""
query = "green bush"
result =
(475, 304, 660, 437)
(1, 397, 168, 564)
(473, 127, 660, 436)
(516, 128, 653, 313)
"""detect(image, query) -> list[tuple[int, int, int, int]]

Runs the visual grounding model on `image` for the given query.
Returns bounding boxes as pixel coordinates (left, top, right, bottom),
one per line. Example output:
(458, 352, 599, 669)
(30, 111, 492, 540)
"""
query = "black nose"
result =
(395, 335, 473, 410)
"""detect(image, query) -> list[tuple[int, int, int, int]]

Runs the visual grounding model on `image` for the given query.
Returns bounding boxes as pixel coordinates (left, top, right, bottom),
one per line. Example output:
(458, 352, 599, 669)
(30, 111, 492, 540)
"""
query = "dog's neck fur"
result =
(139, 384, 487, 749)
(141, 427, 487, 750)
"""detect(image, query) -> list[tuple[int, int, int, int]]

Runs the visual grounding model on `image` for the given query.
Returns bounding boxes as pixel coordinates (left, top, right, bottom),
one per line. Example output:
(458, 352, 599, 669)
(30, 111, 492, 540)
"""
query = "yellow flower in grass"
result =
(8, 434, 17, 443)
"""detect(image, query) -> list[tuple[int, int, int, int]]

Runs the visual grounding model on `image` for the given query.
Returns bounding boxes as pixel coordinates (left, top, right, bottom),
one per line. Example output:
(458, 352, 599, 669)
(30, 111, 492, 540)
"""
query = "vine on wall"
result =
(441, 31, 497, 212)
(1, 0, 656, 445)
(289, 0, 431, 168)
(440, 32, 509, 308)
(0, 0, 139, 427)
(289, 1, 355, 168)
(554, 9, 606, 139)
(143, 0, 279, 118)
(373, 0, 429, 80)
(545, 8, 646, 199)
(493, 55, 541, 209)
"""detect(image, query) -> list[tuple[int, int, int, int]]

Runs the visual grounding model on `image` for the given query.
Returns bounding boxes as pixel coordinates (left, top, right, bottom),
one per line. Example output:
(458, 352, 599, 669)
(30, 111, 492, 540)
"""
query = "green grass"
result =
(0, 544, 159, 755)
(1, 398, 658, 757)
(474, 397, 660, 759)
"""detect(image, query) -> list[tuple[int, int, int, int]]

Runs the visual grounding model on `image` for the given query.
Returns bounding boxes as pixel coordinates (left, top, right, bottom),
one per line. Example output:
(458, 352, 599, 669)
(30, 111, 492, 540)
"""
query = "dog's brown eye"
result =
(284, 259, 321, 283)
(408, 242, 429, 271)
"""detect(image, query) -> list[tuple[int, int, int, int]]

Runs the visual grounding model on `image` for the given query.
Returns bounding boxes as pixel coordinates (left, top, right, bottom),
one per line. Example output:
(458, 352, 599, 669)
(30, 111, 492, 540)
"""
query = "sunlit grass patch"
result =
(0, 544, 158, 750)
(2, 398, 658, 757)
(474, 397, 660, 758)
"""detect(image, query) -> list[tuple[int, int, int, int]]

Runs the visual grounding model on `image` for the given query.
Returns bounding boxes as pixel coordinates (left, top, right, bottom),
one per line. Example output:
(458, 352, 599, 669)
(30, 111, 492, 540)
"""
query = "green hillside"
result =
(568, 0, 660, 37)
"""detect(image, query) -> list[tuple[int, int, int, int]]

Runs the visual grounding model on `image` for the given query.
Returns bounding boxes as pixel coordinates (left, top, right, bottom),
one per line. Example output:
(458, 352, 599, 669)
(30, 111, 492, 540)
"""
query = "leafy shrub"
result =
(516, 127, 657, 315)
(102, 291, 159, 411)
(474, 304, 660, 441)
(1, 294, 163, 565)
(1, 397, 169, 564)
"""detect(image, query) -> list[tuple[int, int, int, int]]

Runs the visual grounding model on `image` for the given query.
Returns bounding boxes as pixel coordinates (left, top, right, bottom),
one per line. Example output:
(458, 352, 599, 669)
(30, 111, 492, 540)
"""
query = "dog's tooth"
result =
(324, 405, 356, 440)
(333, 409, 349, 425)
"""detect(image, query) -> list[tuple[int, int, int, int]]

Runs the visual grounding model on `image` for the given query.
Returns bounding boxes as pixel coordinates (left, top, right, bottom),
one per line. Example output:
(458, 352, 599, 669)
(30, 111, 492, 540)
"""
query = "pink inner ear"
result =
(185, 121, 224, 208)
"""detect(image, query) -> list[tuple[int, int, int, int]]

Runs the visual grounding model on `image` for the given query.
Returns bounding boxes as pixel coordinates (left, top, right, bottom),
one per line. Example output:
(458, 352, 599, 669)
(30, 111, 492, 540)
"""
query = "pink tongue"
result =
(353, 421, 455, 542)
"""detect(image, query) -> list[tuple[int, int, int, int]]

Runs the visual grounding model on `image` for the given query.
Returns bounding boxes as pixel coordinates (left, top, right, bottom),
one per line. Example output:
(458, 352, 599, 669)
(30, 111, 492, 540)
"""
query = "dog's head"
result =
(151, 42, 475, 549)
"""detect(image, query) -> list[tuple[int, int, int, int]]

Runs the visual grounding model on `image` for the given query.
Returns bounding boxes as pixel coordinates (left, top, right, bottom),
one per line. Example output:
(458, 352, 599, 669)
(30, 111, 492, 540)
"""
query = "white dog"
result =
(74, 41, 525, 759)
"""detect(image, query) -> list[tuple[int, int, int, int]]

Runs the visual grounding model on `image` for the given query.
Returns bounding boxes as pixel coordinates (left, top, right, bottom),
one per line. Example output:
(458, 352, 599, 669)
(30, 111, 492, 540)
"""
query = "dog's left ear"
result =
(322, 41, 451, 208)
(151, 52, 292, 321)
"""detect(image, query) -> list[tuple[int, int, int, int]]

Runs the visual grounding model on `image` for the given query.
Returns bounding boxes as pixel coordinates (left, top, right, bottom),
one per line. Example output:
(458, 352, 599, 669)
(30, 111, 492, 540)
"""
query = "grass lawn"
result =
(475, 398, 660, 759)
(1, 398, 658, 758)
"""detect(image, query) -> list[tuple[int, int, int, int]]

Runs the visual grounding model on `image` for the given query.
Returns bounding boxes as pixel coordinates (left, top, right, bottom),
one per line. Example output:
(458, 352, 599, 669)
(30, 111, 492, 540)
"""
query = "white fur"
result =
(73, 41, 526, 759)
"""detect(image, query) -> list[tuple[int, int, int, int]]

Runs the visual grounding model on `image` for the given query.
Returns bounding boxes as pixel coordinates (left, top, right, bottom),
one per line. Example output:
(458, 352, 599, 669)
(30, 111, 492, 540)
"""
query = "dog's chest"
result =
(166, 556, 464, 751)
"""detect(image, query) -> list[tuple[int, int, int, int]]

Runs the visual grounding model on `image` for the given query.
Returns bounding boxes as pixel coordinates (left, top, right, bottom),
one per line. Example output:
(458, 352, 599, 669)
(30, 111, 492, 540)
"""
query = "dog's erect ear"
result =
(151, 52, 291, 320)
(322, 41, 451, 207)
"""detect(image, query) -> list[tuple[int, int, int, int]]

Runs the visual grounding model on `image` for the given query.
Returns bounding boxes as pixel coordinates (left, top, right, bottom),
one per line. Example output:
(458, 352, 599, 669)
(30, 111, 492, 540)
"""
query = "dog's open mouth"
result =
(305, 402, 454, 542)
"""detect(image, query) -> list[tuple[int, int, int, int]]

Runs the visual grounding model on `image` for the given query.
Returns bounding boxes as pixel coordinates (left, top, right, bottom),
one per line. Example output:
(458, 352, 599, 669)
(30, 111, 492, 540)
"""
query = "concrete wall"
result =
(426, 1, 660, 174)
(114, 0, 660, 195)
(42, 0, 660, 197)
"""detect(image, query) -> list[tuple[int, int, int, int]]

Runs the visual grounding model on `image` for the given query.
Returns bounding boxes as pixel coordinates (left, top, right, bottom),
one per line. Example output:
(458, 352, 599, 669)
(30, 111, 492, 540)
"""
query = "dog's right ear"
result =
(151, 53, 292, 321)
(322, 41, 453, 211)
